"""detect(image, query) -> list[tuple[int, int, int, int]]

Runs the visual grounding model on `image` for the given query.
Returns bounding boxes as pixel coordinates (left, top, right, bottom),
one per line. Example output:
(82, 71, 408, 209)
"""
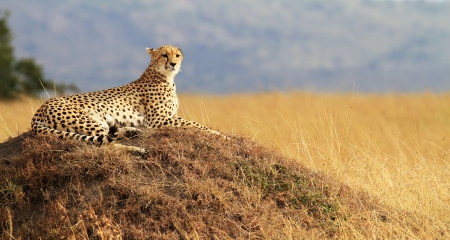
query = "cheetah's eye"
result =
(162, 54, 168, 58)
(176, 54, 181, 58)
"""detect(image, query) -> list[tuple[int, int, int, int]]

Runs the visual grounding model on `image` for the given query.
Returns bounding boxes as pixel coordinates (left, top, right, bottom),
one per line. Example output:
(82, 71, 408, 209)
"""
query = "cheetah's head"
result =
(146, 45, 183, 79)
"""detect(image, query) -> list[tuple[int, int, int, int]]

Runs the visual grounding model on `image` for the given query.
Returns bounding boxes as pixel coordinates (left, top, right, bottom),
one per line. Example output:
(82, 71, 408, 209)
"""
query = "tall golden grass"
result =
(178, 91, 450, 231)
(0, 98, 41, 140)
(1, 91, 449, 236)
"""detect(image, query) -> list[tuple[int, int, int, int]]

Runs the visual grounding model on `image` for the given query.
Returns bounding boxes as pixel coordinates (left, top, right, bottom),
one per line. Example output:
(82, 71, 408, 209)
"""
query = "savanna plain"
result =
(1, 91, 449, 238)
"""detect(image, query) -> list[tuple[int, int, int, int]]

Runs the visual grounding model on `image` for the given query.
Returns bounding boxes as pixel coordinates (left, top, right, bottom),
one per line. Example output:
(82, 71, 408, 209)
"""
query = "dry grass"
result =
(0, 98, 41, 141)
(1, 91, 450, 238)
(177, 91, 450, 236)
(0, 128, 445, 239)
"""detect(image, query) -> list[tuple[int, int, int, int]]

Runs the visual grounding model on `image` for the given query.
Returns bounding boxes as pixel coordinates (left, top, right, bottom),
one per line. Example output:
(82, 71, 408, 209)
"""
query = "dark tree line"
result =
(0, 10, 78, 100)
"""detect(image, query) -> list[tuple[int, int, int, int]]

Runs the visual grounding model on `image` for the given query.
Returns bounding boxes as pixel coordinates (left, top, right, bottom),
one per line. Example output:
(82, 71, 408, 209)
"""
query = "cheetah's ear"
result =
(146, 47, 157, 57)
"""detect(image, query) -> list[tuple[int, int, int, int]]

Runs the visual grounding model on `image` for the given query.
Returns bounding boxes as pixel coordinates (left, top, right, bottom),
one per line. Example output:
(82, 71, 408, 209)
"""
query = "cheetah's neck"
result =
(138, 67, 176, 84)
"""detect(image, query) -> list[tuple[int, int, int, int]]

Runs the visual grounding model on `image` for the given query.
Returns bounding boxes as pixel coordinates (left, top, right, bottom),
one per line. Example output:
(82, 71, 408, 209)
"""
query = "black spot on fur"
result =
(108, 125, 119, 136)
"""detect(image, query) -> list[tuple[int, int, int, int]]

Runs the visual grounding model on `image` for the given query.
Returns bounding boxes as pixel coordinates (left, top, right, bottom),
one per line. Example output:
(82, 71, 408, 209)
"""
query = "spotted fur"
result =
(31, 45, 222, 154)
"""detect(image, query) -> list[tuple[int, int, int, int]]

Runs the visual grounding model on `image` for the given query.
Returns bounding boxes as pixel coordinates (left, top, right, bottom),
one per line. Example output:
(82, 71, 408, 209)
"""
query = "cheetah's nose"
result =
(170, 62, 176, 67)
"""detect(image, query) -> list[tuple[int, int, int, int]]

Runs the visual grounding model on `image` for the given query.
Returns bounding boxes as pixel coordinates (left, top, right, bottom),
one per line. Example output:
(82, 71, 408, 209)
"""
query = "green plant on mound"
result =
(0, 179, 25, 206)
(236, 161, 341, 226)
(0, 128, 445, 239)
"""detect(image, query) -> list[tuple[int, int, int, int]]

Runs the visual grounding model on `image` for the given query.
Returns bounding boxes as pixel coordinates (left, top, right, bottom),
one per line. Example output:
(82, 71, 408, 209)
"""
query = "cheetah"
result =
(31, 45, 223, 154)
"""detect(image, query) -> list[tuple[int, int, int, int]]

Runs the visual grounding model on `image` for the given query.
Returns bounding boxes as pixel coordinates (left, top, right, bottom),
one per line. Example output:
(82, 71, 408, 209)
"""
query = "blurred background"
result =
(2, 0, 450, 94)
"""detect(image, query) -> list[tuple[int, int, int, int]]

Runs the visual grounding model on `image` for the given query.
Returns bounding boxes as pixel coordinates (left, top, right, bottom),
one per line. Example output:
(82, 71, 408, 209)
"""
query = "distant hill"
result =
(2, 0, 450, 93)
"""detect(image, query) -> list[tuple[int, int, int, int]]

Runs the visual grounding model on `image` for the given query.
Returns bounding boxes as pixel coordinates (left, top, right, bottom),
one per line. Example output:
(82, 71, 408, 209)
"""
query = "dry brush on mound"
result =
(0, 128, 446, 239)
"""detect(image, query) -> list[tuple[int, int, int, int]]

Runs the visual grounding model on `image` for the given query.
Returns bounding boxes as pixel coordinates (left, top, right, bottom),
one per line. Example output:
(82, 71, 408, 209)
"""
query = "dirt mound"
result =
(0, 128, 442, 239)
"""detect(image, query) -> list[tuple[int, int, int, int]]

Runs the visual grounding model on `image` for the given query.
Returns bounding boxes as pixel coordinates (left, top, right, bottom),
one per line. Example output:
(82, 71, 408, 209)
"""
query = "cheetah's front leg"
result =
(116, 127, 144, 139)
(147, 115, 225, 137)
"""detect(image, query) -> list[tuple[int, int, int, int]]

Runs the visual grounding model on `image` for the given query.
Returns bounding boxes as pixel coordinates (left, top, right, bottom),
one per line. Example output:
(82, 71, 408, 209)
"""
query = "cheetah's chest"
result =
(167, 95, 179, 118)
(148, 86, 179, 118)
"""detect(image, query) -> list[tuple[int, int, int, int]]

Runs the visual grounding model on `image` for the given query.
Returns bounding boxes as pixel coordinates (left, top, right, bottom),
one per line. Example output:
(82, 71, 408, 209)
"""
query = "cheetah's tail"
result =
(31, 119, 117, 145)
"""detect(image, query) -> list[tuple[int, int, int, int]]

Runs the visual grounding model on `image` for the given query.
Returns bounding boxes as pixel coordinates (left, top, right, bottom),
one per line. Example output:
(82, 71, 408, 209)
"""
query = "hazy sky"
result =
(2, 1, 450, 93)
